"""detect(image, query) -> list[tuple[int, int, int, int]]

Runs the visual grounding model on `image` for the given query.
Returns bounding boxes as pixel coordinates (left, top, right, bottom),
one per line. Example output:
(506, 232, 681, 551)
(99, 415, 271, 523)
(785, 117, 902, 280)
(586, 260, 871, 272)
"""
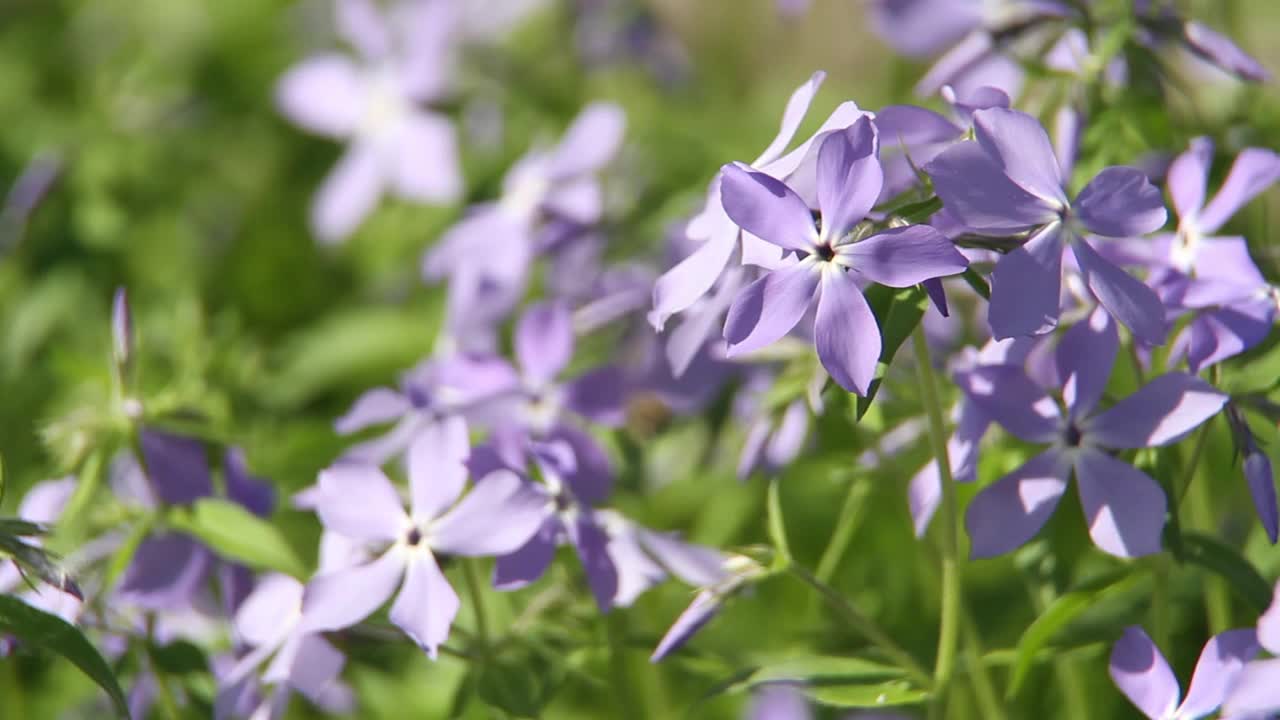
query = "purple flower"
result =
(745, 684, 811, 720)
(719, 117, 969, 394)
(734, 367, 825, 479)
(470, 429, 620, 610)
(868, 0, 1072, 97)
(959, 308, 1225, 558)
(1110, 625, 1257, 719)
(277, 0, 464, 243)
(423, 103, 626, 341)
(217, 574, 353, 719)
(601, 511, 729, 608)
(301, 418, 545, 656)
(649, 71, 868, 334)
(1134, 2, 1270, 83)
(926, 108, 1170, 343)
(1225, 582, 1280, 716)
(330, 352, 519, 466)
(650, 554, 765, 661)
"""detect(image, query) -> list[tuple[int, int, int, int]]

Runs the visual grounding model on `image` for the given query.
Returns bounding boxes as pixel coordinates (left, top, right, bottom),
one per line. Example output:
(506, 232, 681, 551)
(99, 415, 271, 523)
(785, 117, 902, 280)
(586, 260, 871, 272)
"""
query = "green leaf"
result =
(104, 515, 155, 590)
(856, 285, 929, 420)
(0, 594, 130, 718)
(475, 645, 566, 718)
(765, 478, 791, 565)
(1221, 340, 1280, 395)
(1180, 531, 1273, 612)
(1008, 568, 1140, 697)
(739, 655, 907, 689)
(804, 680, 929, 708)
(150, 639, 210, 676)
(168, 499, 305, 578)
(961, 268, 991, 301)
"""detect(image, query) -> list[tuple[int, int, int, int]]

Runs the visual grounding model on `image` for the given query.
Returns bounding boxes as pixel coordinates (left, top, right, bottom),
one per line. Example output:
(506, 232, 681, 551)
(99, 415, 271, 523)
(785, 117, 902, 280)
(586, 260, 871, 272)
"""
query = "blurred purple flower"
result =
(1225, 581, 1280, 715)
(1134, 2, 1270, 82)
(602, 511, 729, 608)
(217, 574, 354, 720)
(650, 555, 765, 661)
(959, 308, 1225, 558)
(277, 0, 464, 243)
(719, 117, 968, 394)
(301, 418, 545, 656)
(746, 684, 810, 720)
(423, 103, 626, 342)
(927, 108, 1169, 343)
(868, 0, 1072, 97)
(1110, 625, 1257, 719)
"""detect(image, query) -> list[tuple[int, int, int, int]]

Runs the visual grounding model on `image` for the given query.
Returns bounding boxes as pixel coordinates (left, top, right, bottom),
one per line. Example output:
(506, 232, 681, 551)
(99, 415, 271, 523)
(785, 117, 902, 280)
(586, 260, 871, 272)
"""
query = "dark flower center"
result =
(1063, 424, 1083, 447)
(816, 243, 836, 262)
(553, 491, 573, 513)
(405, 527, 423, 546)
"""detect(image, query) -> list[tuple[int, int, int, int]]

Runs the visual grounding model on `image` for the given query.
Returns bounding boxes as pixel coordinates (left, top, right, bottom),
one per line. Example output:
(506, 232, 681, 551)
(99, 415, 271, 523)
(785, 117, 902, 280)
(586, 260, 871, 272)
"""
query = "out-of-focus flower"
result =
(277, 0, 464, 243)
(423, 103, 626, 344)
(216, 574, 354, 720)
(1225, 581, 1280, 715)
(301, 419, 545, 657)
(650, 554, 766, 661)
(1134, 1, 1271, 82)
(927, 108, 1169, 343)
(719, 118, 968, 394)
(0, 478, 83, 629)
(959, 308, 1225, 558)
(1110, 625, 1257, 719)
(601, 511, 729, 608)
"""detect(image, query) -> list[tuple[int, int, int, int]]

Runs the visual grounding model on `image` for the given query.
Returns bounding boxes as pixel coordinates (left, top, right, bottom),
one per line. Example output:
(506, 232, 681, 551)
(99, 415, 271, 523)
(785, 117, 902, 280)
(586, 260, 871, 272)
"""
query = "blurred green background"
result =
(1, 0, 1279, 718)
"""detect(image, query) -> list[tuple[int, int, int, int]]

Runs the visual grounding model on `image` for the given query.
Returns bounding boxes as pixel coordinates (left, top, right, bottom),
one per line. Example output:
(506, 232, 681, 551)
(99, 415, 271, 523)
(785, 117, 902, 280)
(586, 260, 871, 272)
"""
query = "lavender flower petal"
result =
(965, 450, 1069, 558)
(1178, 629, 1259, 718)
(840, 225, 969, 287)
(1198, 147, 1280, 234)
(1109, 626, 1180, 720)
(719, 164, 818, 252)
(389, 551, 459, 658)
(1073, 450, 1166, 558)
(1075, 167, 1168, 238)
(432, 470, 547, 556)
(954, 366, 1060, 443)
(1084, 373, 1226, 449)
(1071, 238, 1168, 346)
(988, 223, 1065, 338)
(493, 517, 558, 590)
(310, 143, 384, 244)
(408, 416, 470, 521)
(926, 143, 1059, 234)
(815, 119, 882, 239)
(972, 108, 1067, 207)
(516, 301, 574, 385)
(724, 261, 820, 355)
(814, 270, 880, 395)
(275, 54, 363, 138)
(1056, 307, 1118, 420)
(301, 550, 404, 632)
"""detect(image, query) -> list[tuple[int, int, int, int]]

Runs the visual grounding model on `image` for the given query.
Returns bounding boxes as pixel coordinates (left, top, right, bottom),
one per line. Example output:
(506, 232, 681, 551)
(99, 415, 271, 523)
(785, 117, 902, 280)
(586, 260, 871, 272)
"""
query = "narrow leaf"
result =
(1180, 531, 1273, 612)
(765, 479, 791, 565)
(0, 595, 130, 718)
(804, 680, 929, 708)
(856, 285, 929, 420)
(167, 499, 305, 578)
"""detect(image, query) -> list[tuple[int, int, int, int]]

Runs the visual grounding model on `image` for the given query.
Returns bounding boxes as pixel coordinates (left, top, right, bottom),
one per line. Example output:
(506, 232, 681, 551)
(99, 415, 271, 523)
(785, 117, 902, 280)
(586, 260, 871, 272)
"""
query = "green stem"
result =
(144, 617, 182, 720)
(1182, 425, 1232, 631)
(463, 559, 492, 654)
(912, 325, 963, 713)
(960, 612, 1006, 720)
(814, 479, 870, 584)
(606, 613, 641, 720)
(788, 565, 932, 688)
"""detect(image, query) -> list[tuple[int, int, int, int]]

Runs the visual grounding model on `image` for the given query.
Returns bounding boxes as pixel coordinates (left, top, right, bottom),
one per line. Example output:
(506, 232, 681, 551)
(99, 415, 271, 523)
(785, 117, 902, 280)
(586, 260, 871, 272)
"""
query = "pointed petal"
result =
(925, 142, 1058, 234)
(1109, 626, 1181, 720)
(1074, 450, 1167, 558)
(954, 366, 1061, 443)
(389, 551, 459, 659)
(965, 450, 1070, 558)
(724, 261, 820, 355)
(408, 416, 470, 522)
(1076, 167, 1168, 237)
(392, 111, 462, 203)
(139, 429, 213, 505)
(316, 464, 405, 542)
(650, 216, 737, 330)
(300, 549, 404, 632)
(636, 531, 729, 588)
(431, 470, 548, 556)
(564, 366, 628, 427)
(909, 463, 942, 538)
(544, 424, 614, 504)
(336, 0, 391, 60)
(719, 164, 817, 252)
(1183, 21, 1271, 84)
(1056, 307, 1119, 420)
(815, 118, 883, 239)
(568, 513, 619, 611)
(234, 574, 303, 648)
(972, 107, 1067, 207)
(814, 270, 879, 395)
(310, 143, 384, 244)
(282, 634, 348, 703)
(493, 517, 559, 590)
(516, 301, 574, 385)
(752, 71, 826, 167)
(988, 223, 1064, 338)
(1245, 451, 1278, 544)
(841, 225, 968, 287)
(117, 534, 213, 611)
(650, 589, 722, 662)
(1084, 373, 1226, 449)
(334, 388, 410, 434)
(1178, 629, 1260, 719)
(275, 54, 363, 138)
(1073, 239, 1169, 346)
(1167, 137, 1213, 221)
(1199, 147, 1280, 234)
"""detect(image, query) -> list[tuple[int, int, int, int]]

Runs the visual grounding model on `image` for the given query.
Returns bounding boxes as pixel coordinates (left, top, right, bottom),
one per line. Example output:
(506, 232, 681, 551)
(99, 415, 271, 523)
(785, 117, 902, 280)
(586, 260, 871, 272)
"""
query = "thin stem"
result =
(1183, 424, 1232, 631)
(912, 325, 963, 712)
(788, 564, 932, 688)
(960, 612, 1007, 720)
(815, 478, 870, 584)
(606, 613, 641, 720)
(144, 616, 183, 720)
(462, 559, 492, 654)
